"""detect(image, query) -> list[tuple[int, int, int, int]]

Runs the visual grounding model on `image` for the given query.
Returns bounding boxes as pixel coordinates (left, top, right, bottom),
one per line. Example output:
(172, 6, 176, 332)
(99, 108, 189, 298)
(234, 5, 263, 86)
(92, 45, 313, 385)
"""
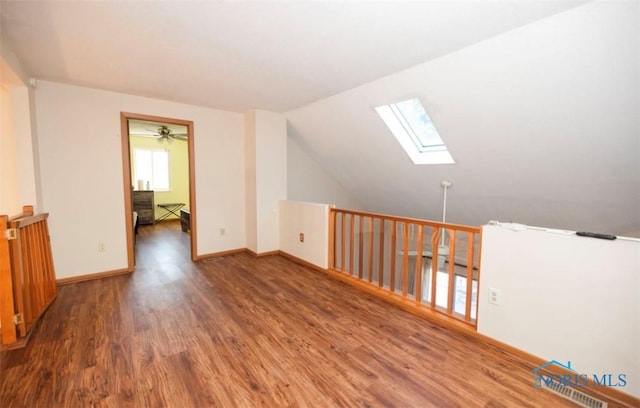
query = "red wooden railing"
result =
(329, 208, 481, 327)
(0, 205, 57, 349)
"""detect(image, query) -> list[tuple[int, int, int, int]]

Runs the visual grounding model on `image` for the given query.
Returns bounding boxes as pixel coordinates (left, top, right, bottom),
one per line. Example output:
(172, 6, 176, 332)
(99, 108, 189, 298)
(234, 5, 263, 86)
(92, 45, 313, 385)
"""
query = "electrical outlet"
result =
(98, 242, 106, 252)
(220, 227, 225, 236)
(299, 233, 304, 243)
(488, 287, 501, 305)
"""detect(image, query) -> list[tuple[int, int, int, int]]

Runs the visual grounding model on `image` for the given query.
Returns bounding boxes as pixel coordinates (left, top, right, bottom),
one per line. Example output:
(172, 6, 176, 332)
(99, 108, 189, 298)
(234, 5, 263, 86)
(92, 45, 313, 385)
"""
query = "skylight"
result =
(375, 97, 454, 165)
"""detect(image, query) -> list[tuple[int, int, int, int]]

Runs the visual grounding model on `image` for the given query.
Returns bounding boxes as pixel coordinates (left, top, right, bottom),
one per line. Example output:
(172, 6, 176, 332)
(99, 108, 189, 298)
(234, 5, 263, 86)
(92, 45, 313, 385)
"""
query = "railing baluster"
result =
(9, 221, 27, 337)
(358, 215, 364, 279)
(43, 220, 56, 299)
(37, 222, 48, 310)
(415, 225, 423, 303)
(378, 219, 384, 287)
(368, 217, 374, 283)
(349, 213, 355, 276)
(30, 224, 43, 317)
(430, 228, 440, 308)
(23, 225, 36, 325)
(465, 232, 475, 322)
(446, 229, 457, 315)
(390, 220, 396, 292)
(328, 208, 336, 269)
(340, 212, 346, 272)
(402, 223, 409, 297)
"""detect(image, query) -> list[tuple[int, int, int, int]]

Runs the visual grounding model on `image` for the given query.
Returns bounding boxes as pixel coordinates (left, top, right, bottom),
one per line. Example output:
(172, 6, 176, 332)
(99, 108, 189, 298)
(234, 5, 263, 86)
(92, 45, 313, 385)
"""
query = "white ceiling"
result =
(0, 0, 587, 112)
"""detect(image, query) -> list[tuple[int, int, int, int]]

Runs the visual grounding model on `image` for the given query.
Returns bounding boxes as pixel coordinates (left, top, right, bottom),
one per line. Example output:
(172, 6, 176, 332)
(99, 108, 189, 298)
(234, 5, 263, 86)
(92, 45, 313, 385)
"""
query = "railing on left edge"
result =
(329, 208, 481, 327)
(0, 205, 57, 349)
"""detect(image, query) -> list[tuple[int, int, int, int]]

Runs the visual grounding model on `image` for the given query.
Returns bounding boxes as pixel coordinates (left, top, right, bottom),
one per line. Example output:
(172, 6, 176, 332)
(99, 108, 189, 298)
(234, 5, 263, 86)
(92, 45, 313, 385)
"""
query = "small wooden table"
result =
(156, 203, 185, 222)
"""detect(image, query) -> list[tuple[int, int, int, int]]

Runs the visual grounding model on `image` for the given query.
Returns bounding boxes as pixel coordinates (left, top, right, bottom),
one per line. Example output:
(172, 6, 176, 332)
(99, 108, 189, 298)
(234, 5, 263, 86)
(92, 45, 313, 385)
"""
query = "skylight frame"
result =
(375, 97, 454, 165)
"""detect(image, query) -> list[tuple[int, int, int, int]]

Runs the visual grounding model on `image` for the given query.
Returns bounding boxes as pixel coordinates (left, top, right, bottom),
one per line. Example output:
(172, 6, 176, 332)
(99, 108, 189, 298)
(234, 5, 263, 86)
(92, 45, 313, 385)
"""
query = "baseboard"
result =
(279, 251, 639, 408)
(278, 251, 329, 273)
(194, 248, 246, 261)
(246, 249, 280, 258)
(56, 268, 132, 285)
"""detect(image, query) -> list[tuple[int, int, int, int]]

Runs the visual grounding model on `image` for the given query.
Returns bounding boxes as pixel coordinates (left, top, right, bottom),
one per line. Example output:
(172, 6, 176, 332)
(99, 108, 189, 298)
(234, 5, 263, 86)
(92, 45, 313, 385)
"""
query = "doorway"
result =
(120, 112, 197, 269)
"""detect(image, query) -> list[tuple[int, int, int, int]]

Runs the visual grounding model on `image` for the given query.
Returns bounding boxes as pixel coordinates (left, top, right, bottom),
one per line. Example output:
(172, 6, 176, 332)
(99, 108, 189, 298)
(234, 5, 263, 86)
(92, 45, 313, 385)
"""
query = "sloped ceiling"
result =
(287, 1, 640, 236)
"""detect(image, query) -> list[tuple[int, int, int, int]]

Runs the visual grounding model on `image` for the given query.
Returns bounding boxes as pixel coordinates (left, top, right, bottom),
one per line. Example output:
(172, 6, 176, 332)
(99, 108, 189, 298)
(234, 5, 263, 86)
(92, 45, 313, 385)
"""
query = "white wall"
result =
(0, 86, 38, 217)
(478, 224, 640, 398)
(244, 112, 258, 252)
(0, 38, 39, 216)
(279, 200, 331, 269)
(10, 87, 38, 213)
(0, 85, 20, 215)
(35, 81, 245, 278)
(287, 136, 364, 211)
(245, 110, 287, 254)
(255, 111, 287, 253)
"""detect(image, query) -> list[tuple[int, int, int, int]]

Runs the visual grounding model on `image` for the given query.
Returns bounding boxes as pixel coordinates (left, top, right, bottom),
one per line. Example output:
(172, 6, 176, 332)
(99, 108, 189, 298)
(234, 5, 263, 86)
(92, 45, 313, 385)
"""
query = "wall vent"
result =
(541, 381, 607, 408)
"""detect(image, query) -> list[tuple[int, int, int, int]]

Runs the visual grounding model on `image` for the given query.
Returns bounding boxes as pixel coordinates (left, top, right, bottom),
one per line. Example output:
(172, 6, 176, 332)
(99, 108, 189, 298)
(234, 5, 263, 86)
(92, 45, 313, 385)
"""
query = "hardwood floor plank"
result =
(1, 222, 632, 407)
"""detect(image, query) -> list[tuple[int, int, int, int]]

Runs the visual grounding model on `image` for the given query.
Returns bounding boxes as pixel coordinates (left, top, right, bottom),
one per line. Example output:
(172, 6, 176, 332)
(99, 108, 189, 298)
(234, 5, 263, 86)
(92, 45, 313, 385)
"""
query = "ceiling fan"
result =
(128, 119, 189, 142)
(152, 125, 188, 143)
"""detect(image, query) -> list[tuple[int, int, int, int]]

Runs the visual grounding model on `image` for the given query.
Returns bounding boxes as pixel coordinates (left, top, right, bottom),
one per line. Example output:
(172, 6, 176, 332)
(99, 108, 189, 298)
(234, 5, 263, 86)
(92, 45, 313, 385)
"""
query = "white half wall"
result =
(35, 81, 245, 279)
(478, 224, 640, 398)
(279, 200, 331, 269)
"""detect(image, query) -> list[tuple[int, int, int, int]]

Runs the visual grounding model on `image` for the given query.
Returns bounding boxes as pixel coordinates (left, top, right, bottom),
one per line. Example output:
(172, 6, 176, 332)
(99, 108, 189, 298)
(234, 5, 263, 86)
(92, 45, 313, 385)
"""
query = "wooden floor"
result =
(0, 221, 622, 407)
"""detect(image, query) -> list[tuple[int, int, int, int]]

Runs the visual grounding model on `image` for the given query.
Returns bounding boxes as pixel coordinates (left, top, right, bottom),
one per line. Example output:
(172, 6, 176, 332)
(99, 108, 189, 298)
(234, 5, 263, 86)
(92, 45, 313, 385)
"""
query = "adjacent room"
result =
(1, 1, 638, 407)
(127, 117, 193, 260)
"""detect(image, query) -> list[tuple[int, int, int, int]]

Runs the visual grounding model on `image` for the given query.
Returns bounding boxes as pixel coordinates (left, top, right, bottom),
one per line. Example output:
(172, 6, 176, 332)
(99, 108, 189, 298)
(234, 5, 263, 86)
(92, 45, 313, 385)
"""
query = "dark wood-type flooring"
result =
(0, 222, 624, 407)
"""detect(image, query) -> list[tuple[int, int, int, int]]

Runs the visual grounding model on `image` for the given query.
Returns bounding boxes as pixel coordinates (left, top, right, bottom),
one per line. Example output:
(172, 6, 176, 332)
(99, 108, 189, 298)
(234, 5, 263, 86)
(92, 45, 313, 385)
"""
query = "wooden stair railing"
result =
(0, 205, 57, 350)
(329, 208, 482, 328)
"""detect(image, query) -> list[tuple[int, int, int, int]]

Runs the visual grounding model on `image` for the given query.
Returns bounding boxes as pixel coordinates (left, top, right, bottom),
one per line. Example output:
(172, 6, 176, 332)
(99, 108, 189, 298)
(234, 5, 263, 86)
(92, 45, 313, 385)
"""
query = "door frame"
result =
(120, 112, 197, 268)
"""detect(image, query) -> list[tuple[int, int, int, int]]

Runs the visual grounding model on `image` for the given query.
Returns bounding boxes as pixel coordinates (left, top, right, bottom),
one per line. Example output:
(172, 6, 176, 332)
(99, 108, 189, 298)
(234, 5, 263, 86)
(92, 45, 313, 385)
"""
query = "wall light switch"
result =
(299, 233, 304, 243)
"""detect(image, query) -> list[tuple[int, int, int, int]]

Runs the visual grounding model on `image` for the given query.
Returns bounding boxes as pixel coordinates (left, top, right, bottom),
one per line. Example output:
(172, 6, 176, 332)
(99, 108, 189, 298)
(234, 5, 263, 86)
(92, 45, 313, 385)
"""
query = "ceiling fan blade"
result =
(129, 129, 159, 136)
